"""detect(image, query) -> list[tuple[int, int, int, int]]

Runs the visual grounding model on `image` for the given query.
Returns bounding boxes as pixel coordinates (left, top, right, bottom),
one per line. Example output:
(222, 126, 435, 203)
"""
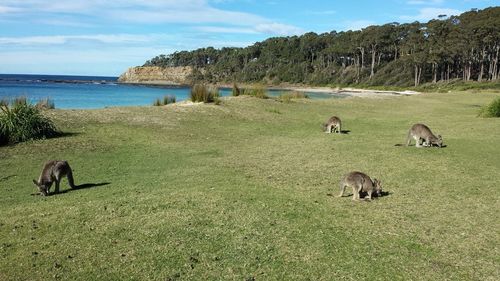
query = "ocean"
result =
(0, 74, 341, 109)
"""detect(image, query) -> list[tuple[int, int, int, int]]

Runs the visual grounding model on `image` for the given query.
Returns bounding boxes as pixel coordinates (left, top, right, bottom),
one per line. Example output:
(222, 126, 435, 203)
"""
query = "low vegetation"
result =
(0, 97, 59, 145)
(241, 84, 268, 99)
(35, 97, 55, 110)
(190, 83, 220, 103)
(0, 91, 499, 280)
(153, 95, 176, 106)
(278, 91, 309, 103)
(478, 96, 500, 117)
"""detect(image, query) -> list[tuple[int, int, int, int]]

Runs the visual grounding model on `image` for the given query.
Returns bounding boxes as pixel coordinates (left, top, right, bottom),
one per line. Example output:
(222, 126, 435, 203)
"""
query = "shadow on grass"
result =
(0, 132, 80, 147)
(327, 191, 391, 200)
(56, 182, 111, 195)
(340, 130, 351, 134)
(0, 175, 16, 182)
(394, 143, 447, 148)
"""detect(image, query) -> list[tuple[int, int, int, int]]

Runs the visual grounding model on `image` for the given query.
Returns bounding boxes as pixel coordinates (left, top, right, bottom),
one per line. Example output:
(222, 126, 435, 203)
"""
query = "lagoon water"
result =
(0, 74, 341, 109)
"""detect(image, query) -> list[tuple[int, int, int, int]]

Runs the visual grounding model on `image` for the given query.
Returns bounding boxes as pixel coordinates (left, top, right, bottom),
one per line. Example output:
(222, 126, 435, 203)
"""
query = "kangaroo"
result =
(323, 116, 342, 134)
(33, 160, 75, 196)
(406, 123, 443, 147)
(339, 171, 382, 201)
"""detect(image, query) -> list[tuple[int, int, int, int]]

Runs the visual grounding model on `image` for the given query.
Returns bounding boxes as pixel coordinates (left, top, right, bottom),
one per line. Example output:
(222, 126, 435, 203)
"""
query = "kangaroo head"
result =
(32, 179, 49, 196)
(436, 135, 443, 147)
(373, 179, 383, 196)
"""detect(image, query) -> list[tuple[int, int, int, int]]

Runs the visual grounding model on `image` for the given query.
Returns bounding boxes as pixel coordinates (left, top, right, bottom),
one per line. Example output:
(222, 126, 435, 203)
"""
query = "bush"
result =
(163, 95, 176, 105)
(153, 98, 162, 106)
(0, 99, 59, 145)
(153, 95, 177, 106)
(242, 84, 268, 99)
(190, 84, 219, 103)
(478, 97, 500, 118)
(278, 91, 309, 102)
(36, 97, 55, 109)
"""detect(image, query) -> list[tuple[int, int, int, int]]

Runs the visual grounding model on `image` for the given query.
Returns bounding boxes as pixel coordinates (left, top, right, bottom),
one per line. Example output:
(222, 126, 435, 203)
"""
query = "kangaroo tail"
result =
(406, 130, 412, 146)
(67, 167, 76, 188)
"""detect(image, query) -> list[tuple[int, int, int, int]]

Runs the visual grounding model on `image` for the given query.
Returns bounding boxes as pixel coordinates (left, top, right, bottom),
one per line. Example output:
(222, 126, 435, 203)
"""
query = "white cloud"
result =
(0, 5, 20, 13)
(407, 0, 444, 5)
(255, 23, 304, 36)
(400, 8, 462, 21)
(196, 26, 258, 34)
(0, 34, 156, 45)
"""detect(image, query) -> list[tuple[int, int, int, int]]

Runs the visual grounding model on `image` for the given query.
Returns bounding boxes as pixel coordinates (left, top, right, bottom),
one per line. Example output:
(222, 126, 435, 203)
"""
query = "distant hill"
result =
(138, 7, 499, 87)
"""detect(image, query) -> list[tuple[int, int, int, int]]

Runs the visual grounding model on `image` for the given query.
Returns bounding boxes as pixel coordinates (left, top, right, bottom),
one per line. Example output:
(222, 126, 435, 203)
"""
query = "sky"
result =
(0, 0, 498, 76)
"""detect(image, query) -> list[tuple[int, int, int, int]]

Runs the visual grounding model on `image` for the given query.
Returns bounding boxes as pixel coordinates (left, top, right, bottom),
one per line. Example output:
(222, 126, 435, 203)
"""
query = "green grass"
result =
(478, 96, 500, 118)
(1, 92, 499, 280)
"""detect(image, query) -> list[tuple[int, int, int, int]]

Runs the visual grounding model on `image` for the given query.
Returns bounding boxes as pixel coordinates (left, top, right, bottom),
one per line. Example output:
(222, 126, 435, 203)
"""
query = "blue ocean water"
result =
(0, 74, 340, 109)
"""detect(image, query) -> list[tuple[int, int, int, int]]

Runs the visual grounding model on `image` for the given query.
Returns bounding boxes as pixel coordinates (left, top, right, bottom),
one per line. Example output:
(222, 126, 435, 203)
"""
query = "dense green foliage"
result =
(0, 98, 59, 145)
(479, 96, 500, 117)
(145, 7, 500, 87)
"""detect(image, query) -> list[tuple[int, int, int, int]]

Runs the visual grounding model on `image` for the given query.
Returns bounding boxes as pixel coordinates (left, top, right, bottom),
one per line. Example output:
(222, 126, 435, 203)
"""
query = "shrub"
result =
(232, 83, 241, 96)
(153, 95, 177, 106)
(0, 98, 8, 107)
(153, 98, 162, 106)
(36, 97, 55, 109)
(163, 95, 176, 105)
(278, 91, 309, 102)
(0, 99, 59, 145)
(243, 84, 268, 99)
(478, 97, 500, 118)
(190, 84, 219, 103)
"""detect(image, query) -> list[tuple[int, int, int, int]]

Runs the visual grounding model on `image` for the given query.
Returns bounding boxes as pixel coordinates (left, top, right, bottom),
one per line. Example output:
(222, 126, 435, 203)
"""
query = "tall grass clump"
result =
(243, 84, 268, 99)
(153, 95, 176, 106)
(153, 98, 162, 106)
(163, 95, 176, 105)
(232, 83, 241, 96)
(36, 97, 55, 109)
(190, 84, 219, 103)
(478, 97, 500, 117)
(278, 91, 309, 103)
(0, 99, 59, 145)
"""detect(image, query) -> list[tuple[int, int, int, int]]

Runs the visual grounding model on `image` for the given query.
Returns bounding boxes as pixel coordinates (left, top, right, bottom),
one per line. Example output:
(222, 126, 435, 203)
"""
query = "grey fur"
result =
(33, 160, 75, 196)
(339, 171, 382, 201)
(406, 123, 443, 147)
(323, 116, 342, 134)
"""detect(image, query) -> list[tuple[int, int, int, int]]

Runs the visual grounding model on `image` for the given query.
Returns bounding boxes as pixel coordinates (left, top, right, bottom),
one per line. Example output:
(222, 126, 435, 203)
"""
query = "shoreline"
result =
(118, 81, 422, 98)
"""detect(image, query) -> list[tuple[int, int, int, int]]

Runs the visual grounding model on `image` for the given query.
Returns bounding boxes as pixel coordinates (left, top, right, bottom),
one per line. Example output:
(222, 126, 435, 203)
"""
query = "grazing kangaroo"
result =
(33, 160, 75, 196)
(323, 116, 342, 134)
(339, 171, 382, 201)
(406, 123, 443, 147)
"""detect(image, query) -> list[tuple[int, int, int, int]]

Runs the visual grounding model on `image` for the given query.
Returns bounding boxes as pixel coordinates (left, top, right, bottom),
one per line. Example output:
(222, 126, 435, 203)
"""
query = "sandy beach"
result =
(282, 86, 421, 97)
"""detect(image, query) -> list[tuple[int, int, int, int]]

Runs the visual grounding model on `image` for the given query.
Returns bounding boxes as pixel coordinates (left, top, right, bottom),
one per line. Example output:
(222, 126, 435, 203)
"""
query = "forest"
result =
(144, 7, 500, 87)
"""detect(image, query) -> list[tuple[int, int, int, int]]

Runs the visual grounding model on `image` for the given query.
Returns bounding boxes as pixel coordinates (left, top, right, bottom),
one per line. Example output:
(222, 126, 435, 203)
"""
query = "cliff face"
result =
(118, 66, 193, 85)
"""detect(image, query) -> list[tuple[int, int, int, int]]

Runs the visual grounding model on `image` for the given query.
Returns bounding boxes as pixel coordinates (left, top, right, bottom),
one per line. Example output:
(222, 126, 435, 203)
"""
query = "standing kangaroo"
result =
(339, 171, 382, 201)
(406, 123, 443, 147)
(323, 116, 342, 134)
(33, 160, 75, 196)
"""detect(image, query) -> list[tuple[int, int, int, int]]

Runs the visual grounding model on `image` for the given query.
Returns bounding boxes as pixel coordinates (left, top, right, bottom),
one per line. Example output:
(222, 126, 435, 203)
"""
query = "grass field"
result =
(1, 91, 499, 280)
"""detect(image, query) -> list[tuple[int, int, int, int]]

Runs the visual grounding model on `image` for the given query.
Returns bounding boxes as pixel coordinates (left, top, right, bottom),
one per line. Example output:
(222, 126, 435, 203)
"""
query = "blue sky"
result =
(0, 0, 497, 76)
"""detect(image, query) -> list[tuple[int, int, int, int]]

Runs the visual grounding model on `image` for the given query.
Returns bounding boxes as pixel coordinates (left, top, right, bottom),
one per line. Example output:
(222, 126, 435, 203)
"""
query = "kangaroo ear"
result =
(32, 179, 39, 186)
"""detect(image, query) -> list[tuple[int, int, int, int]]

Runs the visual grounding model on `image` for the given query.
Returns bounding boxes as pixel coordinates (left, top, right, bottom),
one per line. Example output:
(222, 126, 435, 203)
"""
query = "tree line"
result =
(144, 7, 500, 87)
